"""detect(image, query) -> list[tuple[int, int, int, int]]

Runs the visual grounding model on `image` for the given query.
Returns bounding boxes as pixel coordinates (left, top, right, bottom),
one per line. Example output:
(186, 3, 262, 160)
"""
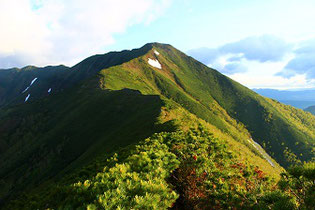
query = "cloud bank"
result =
(188, 35, 315, 88)
(277, 39, 315, 79)
(220, 35, 291, 62)
(188, 35, 291, 74)
(0, 0, 171, 68)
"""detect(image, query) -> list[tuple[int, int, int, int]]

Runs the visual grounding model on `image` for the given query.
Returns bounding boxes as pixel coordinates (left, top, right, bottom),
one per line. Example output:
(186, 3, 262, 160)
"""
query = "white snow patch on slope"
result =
(248, 138, 275, 167)
(48, 88, 52, 93)
(21, 77, 38, 93)
(154, 50, 160, 55)
(30, 78, 38, 86)
(22, 86, 30, 93)
(148, 58, 162, 69)
(25, 94, 30, 102)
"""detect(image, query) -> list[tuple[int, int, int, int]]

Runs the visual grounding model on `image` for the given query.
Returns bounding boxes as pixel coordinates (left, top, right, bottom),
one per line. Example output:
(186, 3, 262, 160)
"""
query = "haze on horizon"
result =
(1, 0, 315, 90)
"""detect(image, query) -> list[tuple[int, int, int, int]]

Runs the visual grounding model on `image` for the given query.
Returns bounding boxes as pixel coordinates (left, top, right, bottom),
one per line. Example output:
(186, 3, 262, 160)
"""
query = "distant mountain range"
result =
(0, 43, 314, 209)
(305, 105, 315, 115)
(253, 88, 315, 109)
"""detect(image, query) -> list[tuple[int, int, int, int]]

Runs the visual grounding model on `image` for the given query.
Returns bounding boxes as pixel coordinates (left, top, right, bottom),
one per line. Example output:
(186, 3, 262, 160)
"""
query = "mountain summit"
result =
(0, 43, 314, 209)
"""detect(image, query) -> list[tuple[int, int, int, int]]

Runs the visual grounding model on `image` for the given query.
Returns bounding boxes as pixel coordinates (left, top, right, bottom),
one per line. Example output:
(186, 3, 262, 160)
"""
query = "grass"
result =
(98, 43, 315, 167)
(0, 82, 169, 204)
(0, 42, 314, 208)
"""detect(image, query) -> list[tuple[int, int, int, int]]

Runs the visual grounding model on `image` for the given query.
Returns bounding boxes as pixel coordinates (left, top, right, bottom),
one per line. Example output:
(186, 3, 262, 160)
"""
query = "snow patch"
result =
(21, 77, 38, 93)
(148, 58, 162, 69)
(154, 50, 160, 55)
(25, 94, 30, 102)
(30, 77, 38, 86)
(48, 88, 52, 93)
(248, 138, 275, 167)
(22, 86, 30, 93)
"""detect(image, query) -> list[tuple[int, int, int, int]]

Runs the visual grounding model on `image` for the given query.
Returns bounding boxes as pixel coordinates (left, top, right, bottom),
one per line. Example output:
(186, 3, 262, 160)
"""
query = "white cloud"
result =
(0, 0, 50, 65)
(0, 0, 171, 68)
(189, 35, 315, 89)
(227, 58, 315, 89)
(208, 53, 247, 74)
(230, 74, 314, 90)
(188, 35, 291, 65)
(277, 39, 315, 80)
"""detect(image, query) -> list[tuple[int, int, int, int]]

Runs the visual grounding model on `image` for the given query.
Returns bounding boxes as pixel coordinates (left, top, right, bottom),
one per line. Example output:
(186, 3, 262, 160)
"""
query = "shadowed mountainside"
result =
(0, 43, 314, 208)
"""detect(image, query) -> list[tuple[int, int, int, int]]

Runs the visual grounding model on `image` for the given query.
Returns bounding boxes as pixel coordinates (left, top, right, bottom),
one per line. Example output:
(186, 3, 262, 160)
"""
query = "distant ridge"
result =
(253, 88, 315, 109)
(305, 105, 315, 115)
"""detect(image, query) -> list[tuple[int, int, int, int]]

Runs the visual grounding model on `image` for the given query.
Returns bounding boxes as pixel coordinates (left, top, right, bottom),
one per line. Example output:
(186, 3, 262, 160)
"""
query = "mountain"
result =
(0, 44, 152, 108)
(305, 105, 315, 115)
(253, 88, 315, 109)
(0, 43, 314, 209)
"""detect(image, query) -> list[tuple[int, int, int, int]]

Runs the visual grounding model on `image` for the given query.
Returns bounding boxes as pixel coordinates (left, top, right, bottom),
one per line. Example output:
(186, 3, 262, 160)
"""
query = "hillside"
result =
(0, 44, 152, 108)
(97, 43, 314, 167)
(305, 105, 315, 115)
(0, 43, 314, 209)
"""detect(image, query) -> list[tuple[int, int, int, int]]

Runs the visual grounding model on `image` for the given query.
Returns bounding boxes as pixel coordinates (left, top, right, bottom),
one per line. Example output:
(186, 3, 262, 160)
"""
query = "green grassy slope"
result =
(0, 82, 282, 208)
(0, 65, 69, 106)
(6, 127, 281, 209)
(0, 44, 153, 108)
(98, 43, 314, 167)
(0, 81, 171, 205)
(3, 96, 283, 209)
(0, 42, 314, 208)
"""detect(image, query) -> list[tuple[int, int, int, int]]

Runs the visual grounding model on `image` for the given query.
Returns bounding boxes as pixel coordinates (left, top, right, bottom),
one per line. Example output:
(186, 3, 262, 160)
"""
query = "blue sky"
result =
(1, 0, 315, 89)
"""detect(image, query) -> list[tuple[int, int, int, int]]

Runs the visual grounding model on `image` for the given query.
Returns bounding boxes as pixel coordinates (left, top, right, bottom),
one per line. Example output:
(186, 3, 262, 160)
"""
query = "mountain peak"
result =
(1, 42, 314, 209)
(143, 42, 173, 48)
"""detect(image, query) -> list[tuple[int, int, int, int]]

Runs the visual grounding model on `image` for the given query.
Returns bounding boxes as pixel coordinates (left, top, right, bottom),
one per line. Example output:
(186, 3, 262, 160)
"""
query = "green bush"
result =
(6, 126, 313, 209)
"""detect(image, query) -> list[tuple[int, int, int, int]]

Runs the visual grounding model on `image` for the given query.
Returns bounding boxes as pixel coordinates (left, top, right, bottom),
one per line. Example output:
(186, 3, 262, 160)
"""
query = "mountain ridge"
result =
(97, 43, 314, 166)
(253, 88, 315, 109)
(0, 43, 160, 108)
(0, 42, 314, 209)
(305, 105, 315, 115)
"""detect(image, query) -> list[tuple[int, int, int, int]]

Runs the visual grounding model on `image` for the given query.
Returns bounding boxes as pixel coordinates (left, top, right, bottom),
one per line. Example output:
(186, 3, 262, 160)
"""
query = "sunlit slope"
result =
(0, 78, 281, 207)
(99, 43, 315, 167)
(0, 42, 313, 208)
(0, 44, 152, 107)
(3, 93, 283, 209)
